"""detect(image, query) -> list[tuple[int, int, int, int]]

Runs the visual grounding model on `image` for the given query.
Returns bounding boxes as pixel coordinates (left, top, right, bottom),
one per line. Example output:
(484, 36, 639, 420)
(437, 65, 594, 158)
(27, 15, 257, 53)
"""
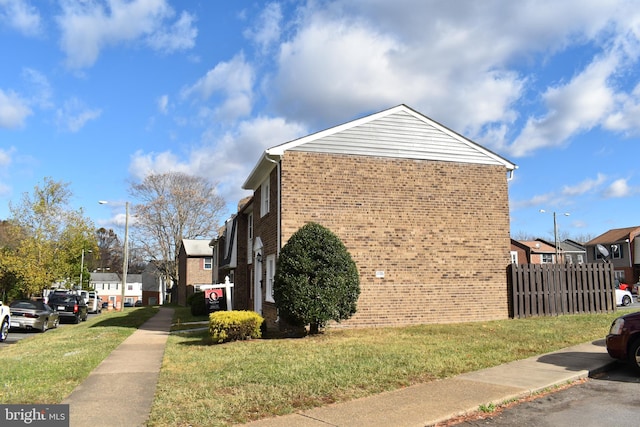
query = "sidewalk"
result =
(241, 339, 616, 427)
(62, 307, 173, 427)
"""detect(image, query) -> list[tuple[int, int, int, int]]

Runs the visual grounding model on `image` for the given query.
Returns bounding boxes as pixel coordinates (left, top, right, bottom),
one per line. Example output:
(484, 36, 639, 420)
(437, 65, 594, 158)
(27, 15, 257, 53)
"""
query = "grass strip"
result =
(147, 310, 631, 427)
(0, 307, 158, 403)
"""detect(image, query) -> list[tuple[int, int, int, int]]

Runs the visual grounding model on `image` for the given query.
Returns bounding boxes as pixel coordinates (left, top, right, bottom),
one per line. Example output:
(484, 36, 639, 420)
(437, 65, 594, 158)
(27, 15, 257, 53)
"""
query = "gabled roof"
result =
(536, 238, 585, 253)
(89, 272, 143, 283)
(243, 104, 516, 190)
(180, 239, 212, 256)
(517, 240, 556, 253)
(586, 226, 640, 245)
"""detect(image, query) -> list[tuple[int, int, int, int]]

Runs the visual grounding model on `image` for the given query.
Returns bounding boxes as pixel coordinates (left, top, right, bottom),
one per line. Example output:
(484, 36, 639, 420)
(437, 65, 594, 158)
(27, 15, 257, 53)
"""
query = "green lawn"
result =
(147, 308, 632, 427)
(0, 306, 633, 427)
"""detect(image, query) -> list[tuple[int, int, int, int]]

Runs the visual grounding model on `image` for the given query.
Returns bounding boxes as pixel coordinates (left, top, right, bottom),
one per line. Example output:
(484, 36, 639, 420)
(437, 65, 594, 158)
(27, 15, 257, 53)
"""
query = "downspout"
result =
(264, 154, 282, 255)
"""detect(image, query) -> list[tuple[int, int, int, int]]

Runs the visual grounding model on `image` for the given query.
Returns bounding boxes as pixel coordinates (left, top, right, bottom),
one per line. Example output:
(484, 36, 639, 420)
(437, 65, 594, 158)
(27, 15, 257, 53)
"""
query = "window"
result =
(260, 180, 270, 217)
(577, 254, 584, 264)
(128, 284, 133, 291)
(541, 254, 553, 264)
(265, 254, 276, 303)
(611, 244, 623, 259)
(565, 254, 573, 264)
(510, 251, 518, 264)
(203, 257, 212, 270)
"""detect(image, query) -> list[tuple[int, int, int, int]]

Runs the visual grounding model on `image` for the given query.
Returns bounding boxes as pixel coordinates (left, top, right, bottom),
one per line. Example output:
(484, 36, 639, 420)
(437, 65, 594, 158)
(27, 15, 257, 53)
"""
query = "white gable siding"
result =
(288, 110, 504, 166)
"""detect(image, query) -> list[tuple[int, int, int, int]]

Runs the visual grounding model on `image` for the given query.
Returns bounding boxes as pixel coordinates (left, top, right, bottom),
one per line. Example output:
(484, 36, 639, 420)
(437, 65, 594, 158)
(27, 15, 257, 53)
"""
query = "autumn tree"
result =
(2, 178, 97, 297)
(129, 172, 225, 286)
(95, 227, 122, 273)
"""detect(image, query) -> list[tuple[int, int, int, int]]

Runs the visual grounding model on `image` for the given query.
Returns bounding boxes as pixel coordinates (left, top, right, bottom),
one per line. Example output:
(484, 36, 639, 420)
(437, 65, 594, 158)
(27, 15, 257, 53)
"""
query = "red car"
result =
(615, 279, 632, 292)
(606, 310, 640, 373)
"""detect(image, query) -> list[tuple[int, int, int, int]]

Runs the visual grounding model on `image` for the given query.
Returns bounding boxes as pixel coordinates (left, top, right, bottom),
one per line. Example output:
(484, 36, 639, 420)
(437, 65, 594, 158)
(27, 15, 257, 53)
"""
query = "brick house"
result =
(585, 226, 640, 285)
(214, 104, 517, 329)
(510, 239, 557, 264)
(177, 239, 214, 306)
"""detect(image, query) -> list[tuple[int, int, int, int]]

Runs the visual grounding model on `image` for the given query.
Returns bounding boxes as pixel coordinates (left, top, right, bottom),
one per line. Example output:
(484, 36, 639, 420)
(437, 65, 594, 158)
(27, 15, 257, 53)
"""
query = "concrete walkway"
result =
(241, 339, 616, 427)
(62, 307, 173, 427)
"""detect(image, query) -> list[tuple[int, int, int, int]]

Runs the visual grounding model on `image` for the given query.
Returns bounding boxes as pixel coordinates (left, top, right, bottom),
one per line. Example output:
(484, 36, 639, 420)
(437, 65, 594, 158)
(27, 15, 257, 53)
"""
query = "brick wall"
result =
(178, 251, 213, 306)
(253, 169, 280, 329)
(278, 151, 512, 328)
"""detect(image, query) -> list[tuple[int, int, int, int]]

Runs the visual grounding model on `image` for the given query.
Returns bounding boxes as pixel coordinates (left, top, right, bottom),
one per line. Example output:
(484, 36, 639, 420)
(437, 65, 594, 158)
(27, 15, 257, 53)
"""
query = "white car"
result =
(616, 287, 633, 307)
(0, 301, 10, 342)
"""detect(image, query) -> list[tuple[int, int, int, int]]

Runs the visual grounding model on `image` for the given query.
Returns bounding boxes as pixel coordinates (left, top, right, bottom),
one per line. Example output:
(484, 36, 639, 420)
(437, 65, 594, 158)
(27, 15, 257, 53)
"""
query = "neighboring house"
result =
(141, 262, 172, 306)
(177, 239, 214, 306)
(535, 238, 586, 265)
(89, 272, 143, 309)
(213, 104, 517, 330)
(511, 240, 556, 264)
(585, 226, 640, 284)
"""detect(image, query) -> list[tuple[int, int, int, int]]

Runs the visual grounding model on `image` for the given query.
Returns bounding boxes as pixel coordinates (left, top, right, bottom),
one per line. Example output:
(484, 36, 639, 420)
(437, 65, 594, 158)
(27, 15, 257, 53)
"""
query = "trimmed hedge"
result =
(209, 310, 264, 344)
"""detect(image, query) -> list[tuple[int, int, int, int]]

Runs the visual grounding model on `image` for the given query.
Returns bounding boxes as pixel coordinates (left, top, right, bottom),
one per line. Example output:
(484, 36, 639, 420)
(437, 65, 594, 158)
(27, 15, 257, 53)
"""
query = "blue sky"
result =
(1, 0, 640, 242)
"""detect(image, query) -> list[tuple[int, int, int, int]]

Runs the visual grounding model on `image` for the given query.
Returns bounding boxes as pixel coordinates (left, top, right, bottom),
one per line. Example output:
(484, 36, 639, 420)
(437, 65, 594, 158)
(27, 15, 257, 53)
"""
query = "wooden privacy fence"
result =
(508, 263, 616, 318)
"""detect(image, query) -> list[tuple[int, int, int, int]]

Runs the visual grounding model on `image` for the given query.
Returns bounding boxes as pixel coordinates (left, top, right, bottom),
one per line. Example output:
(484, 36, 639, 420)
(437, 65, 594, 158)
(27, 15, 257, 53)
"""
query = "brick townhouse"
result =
(210, 104, 517, 330)
(177, 239, 214, 306)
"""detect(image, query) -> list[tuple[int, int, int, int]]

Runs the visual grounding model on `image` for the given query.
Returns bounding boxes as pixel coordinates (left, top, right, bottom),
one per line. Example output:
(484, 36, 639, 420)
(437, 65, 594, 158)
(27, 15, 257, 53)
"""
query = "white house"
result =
(89, 272, 143, 309)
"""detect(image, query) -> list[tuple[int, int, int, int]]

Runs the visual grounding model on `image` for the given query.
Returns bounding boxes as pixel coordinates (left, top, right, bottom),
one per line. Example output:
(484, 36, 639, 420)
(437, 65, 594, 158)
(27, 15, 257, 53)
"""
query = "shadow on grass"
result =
(89, 307, 160, 330)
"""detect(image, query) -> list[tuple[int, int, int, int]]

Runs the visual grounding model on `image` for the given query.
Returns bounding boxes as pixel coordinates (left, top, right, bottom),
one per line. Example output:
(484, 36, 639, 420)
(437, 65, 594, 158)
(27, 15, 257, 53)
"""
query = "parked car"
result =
(48, 294, 88, 324)
(77, 290, 90, 304)
(8, 300, 60, 332)
(606, 310, 640, 373)
(134, 300, 142, 307)
(87, 291, 101, 314)
(615, 279, 632, 293)
(616, 285, 633, 307)
(123, 301, 134, 308)
(101, 301, 109, 310)
(0, 301, 10, 342)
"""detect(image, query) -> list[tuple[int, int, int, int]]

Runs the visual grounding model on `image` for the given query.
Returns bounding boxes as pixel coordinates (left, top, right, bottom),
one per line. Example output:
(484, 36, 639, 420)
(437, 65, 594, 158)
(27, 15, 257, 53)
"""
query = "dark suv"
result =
(48, 293, 88, 324)
(606, 311, 640, 373)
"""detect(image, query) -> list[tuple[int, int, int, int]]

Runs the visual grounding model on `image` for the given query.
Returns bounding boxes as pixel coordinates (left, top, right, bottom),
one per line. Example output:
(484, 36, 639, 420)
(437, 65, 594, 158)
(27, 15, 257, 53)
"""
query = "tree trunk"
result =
(309, 322, 320, 335)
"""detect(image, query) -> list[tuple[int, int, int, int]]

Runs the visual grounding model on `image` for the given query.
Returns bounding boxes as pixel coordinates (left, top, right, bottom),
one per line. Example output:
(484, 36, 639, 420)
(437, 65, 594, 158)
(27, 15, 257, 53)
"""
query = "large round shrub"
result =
(273, 222, 360, 334)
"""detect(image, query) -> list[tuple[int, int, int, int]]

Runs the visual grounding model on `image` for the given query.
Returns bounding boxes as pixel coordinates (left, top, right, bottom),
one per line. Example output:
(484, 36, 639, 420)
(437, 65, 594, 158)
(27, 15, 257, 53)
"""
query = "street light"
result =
(79, 249, 92, 290)
(99, 200, 129, 311)
(539, 209, 570, 263)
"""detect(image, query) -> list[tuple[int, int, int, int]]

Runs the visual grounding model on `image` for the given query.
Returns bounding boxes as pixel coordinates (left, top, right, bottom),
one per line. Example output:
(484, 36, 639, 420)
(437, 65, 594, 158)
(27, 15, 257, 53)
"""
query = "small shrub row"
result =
(208, 310, 264, 344)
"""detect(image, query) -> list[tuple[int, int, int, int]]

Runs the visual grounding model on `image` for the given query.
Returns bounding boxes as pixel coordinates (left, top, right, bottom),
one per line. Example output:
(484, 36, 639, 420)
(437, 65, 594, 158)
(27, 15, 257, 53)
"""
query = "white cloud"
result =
(129, 115, 306, 208)
(561, 174, 607, 196)
(157, 94, 169, 114)
(604, 83, 640, 135)
(0, 146, 14, 167)
(0, 0, 42, 36)
(22, 68, 53, 109)
(181, 53, 255, 122)
(507, 52, 619, 157)
(243, 2, 282, 54)
(56, 0, 196, 69)
(0, 88, 32, 128)
(603, 178, 634, 198)
(146, 10, 197, 53)
(55, 97, 102, 132)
